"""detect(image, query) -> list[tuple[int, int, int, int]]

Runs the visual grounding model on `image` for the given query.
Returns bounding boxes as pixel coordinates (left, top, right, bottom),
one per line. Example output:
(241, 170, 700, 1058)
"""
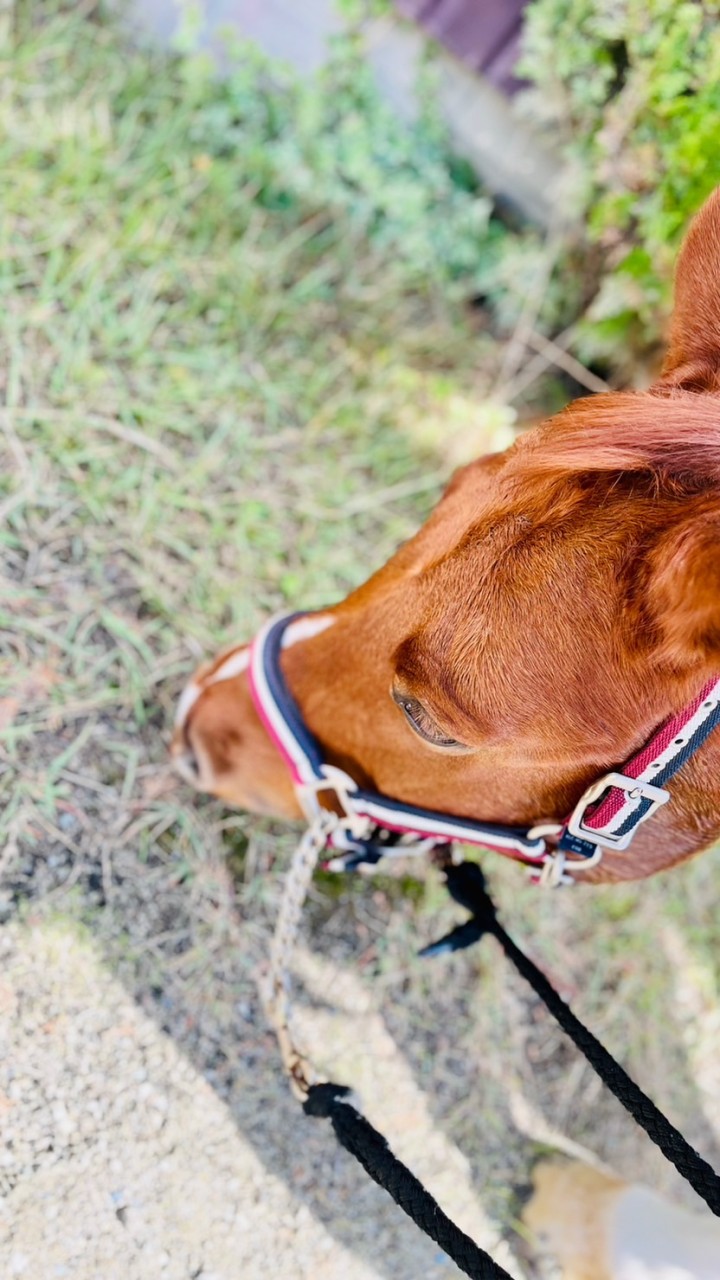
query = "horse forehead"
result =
(418, 509, 554, 608)
(407, 499, 630, 678)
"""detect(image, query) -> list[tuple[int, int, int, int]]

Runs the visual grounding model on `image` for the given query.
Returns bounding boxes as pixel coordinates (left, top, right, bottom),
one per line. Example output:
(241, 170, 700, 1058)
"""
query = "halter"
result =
(248, 612, 720, 886)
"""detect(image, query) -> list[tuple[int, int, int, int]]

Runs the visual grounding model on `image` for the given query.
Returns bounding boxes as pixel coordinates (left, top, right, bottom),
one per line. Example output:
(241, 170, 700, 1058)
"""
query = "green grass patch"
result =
(0, 1, 500, 810)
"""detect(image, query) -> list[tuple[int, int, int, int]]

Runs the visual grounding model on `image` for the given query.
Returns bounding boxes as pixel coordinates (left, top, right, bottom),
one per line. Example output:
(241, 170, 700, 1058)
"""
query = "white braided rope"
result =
(262, 811, 338, 1099)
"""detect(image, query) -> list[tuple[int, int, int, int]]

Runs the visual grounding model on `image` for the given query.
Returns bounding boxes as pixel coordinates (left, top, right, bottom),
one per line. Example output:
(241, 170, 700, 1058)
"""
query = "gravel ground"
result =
(0, 914, 525, 1280)
(2, 709, 720, 1280)
(2, 729, 720, 1280)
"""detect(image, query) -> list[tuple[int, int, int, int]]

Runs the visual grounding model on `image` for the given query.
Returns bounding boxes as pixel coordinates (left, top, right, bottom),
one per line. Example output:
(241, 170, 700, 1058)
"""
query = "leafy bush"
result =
(519, 0, 720, 372)
(174, 34, 497, 296)
(245, 0, 720, 381)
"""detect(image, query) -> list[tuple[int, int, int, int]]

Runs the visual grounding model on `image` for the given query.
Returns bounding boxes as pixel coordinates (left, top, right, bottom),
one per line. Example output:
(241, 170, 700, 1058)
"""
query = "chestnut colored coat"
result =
(173, 188, 720, 885)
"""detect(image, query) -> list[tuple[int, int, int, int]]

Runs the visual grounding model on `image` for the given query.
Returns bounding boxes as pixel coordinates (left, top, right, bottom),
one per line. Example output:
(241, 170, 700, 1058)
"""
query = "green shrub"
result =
(174, 34, 497, 296)
(519, 0, 720, 372)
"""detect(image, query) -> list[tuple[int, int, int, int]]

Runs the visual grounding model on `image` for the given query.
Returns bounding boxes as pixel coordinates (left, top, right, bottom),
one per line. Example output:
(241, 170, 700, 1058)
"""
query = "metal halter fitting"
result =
(248, 612, 720, 887)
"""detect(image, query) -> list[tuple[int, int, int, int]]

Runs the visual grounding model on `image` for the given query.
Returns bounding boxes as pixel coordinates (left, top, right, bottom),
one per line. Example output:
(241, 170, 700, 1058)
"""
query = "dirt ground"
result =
(0, 919, 523, 1280)
(2, 715, 720, 1280)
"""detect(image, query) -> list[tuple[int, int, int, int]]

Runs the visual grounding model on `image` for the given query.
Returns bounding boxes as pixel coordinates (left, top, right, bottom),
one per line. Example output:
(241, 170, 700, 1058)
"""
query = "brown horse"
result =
(172, 187, 720, 885)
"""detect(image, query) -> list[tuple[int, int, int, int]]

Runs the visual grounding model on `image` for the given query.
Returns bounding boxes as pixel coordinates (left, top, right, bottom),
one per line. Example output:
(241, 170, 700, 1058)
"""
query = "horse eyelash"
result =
(393, 691, 463, 749)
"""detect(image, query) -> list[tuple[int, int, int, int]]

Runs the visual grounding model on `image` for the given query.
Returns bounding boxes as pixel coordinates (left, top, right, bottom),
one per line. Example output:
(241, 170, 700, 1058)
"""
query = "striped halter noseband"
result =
(248, 612, 720, 886)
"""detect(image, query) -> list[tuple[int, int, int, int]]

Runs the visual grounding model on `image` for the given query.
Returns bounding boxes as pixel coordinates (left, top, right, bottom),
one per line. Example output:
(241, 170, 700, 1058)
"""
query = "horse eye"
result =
(391, 690, 464, 749)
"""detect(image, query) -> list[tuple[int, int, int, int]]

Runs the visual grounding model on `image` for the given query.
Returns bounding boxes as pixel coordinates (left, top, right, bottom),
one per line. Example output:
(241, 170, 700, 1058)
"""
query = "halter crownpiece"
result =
(248, 611, 720, 887)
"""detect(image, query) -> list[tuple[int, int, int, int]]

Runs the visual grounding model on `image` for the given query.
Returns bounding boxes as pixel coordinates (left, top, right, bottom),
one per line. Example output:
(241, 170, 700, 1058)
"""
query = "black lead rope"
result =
(301, 862, 720, 1280)
(429, 861, 720, 1218)
(304, 1083, 515, 1280)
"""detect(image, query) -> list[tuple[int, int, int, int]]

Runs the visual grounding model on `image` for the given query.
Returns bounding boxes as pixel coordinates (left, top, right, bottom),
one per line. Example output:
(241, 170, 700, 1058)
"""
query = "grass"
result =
(0, 2, 494, 844)
(1, 3, 720, 1274)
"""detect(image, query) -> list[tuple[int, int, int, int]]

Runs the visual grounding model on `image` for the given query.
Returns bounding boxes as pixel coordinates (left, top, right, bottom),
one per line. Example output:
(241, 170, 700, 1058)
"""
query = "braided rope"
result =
(496, 919, 720, 1215)
(263, 825, 520, 1277)
(262, 813, 337, 1099)
(264, 841, 720, 1280)
(441, 861, 720, 1217)
(305, 1084, 515, 1280)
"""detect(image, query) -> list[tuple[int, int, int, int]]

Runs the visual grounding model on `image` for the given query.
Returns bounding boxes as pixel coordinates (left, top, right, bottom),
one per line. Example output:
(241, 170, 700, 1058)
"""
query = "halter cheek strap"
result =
(247, 611, 720, 886)
(558, 677, 720, 863)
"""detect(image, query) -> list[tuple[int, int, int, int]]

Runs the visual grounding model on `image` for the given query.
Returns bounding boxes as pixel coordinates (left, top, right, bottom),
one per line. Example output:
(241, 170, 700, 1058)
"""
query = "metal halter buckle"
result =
(293, 762, 363, 824)
(535, 850, 576, 889)
(566, 771, 670, 851)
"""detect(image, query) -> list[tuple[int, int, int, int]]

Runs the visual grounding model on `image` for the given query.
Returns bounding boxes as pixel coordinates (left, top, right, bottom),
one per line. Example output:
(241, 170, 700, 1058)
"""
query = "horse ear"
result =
(660, 187, 720, 390)
(649, 511, 720, 669)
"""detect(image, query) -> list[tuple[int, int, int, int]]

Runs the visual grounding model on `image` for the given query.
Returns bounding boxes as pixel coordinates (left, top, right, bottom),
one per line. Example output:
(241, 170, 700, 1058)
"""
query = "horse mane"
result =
(513, 389, 720, 484)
